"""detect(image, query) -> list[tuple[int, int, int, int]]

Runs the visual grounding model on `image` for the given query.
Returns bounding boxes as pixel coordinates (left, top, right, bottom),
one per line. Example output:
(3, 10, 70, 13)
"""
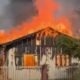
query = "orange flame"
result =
(0, 0, 72, 44)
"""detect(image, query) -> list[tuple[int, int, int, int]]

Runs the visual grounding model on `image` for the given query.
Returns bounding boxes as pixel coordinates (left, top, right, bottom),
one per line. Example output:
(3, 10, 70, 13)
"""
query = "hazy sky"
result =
(0, 0, 80, 36)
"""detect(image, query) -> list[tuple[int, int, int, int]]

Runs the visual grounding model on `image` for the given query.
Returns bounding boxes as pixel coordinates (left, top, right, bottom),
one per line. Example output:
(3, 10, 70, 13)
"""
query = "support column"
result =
(0, 46, 6, 66)
(41, 37, 48, 80)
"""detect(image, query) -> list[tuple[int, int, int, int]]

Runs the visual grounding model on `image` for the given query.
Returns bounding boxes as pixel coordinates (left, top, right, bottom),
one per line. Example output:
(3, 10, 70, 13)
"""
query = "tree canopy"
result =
(55, 34, 80, 58)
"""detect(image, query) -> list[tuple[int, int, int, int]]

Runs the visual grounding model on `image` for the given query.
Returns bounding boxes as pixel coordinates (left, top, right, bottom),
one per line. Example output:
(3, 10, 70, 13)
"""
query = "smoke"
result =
(0, 0, 36, 31)
(0, 0, 10, 30)
(0, 0, 80, 37)
(9, 0, 37, 26)
(56, 0, 80, 37)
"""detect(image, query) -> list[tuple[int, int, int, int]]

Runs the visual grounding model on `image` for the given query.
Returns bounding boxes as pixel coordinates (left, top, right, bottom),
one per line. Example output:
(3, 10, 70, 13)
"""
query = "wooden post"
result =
(1, 46, 6, 66)
(41, 64, 48, 80)
(41, 36, 48, 80)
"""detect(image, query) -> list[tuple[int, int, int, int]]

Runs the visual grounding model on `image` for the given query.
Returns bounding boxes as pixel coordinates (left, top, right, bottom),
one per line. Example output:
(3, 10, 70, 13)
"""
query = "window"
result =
(46, 37, 53, 46)
(55, 54, 71, 67)
(15, 56, 22, 66)
(23, 54, 38, 67)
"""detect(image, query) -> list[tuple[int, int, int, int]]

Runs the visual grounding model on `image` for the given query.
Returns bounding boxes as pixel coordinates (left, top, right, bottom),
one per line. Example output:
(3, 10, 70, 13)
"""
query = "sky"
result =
(0, 0, 80, 36)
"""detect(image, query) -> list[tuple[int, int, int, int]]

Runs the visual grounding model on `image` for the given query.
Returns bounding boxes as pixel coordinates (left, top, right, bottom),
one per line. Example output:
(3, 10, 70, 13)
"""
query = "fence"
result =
(0, 66, 8, 80)
(0, 65, 80, 80)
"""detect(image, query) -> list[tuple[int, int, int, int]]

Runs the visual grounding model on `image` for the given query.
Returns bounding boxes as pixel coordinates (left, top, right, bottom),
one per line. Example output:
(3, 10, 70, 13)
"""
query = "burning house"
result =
(0, 0, 76, 80)
(0, 27, 73, 80)
(0, 27, 71, 67)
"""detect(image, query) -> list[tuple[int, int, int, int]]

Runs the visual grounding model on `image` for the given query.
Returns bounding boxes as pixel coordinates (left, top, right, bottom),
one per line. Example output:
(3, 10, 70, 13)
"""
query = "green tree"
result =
(55, 34, 78, 56)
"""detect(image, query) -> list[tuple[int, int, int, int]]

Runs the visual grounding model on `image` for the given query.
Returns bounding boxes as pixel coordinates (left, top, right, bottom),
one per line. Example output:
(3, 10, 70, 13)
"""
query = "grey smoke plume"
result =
(9, 0, 36, 26)
(0, 0, 36, 31)
(56, 0, 80, 36)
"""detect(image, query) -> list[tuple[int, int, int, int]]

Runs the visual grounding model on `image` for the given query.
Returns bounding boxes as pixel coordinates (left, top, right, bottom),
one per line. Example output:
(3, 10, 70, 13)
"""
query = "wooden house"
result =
(0, 27, 72, 67)
(0, 27, 73, 80)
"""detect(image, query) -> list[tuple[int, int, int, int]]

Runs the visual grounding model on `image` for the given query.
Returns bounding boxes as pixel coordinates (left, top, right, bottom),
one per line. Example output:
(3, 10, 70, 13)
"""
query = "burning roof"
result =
(0, 26, 72, 45)
(0, 0, 73, 45)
